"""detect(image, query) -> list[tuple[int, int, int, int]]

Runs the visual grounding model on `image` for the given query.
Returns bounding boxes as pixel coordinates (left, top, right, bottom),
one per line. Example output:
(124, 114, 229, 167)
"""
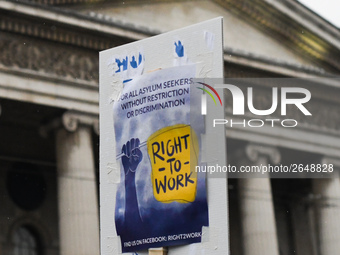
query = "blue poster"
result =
(113, 65, 208, 252)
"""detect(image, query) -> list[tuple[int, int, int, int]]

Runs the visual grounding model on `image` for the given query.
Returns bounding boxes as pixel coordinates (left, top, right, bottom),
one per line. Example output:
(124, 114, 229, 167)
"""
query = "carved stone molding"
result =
(27, 0, 151, 5)
(0, 33, 99, 82)
(215, 0, 340, 72)
(0, 15, 114, 51)
(40, 110, 99, 137)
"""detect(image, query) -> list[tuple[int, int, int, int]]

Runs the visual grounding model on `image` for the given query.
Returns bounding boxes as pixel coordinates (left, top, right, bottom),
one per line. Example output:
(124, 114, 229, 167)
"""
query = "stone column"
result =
(54, 111, 100, 255)
(235, 143, 280, 255)
(312, 157, 340, 255)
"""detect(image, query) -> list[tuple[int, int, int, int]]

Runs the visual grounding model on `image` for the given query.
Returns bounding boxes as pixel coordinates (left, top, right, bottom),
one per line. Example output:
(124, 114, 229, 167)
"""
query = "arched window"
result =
(12, 226, 41, 255)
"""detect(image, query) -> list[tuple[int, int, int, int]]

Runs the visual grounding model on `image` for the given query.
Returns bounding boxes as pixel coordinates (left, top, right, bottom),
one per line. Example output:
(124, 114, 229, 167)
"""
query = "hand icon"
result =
(121, 138, 143, 174)
(115, 56, 128, 73)
(174, 40, 184, 57)
(130, 56, 138, 68)
(130, 53, 143, 69)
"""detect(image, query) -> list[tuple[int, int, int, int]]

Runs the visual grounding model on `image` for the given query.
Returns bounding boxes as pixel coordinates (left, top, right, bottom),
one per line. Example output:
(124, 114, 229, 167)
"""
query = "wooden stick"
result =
(148, 247, 168, 255)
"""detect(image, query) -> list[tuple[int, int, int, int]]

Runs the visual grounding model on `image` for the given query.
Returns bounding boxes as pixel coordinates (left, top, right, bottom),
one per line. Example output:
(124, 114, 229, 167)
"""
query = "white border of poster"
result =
(99, 17, 228, 255)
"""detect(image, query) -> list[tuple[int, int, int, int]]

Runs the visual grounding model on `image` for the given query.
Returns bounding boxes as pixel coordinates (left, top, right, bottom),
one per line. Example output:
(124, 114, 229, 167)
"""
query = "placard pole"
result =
(148, 247, 168, 255)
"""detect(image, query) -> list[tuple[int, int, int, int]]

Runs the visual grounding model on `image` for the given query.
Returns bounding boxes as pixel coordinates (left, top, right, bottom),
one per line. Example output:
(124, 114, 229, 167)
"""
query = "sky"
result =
(298, 0, 340, 28)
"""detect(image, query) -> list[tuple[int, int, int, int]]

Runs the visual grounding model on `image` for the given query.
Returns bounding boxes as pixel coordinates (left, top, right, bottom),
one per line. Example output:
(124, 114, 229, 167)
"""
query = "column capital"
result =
(246, 143, 281, 164)
(40, 110, 99, 137)
(62, 111, 99, 134)
(321, 156, 340, 169)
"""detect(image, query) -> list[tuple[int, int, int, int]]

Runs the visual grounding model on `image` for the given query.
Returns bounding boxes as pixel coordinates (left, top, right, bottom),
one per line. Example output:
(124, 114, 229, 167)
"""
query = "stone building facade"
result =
(0, 0, 340, 255)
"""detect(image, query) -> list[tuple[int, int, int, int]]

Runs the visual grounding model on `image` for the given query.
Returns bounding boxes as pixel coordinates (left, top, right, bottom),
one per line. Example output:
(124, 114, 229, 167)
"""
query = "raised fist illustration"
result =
(121, 138, 143, 175)
(120, 138, 144, 239)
